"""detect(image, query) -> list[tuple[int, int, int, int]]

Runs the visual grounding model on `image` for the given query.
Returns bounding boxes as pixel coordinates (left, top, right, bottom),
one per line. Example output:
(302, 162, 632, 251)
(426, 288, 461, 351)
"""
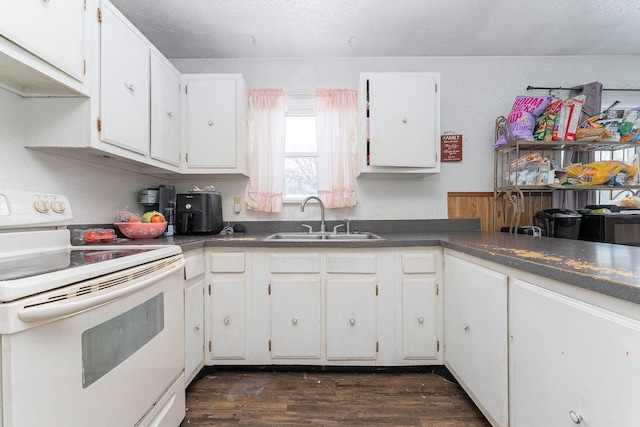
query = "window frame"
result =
(283, 92, 318, 203)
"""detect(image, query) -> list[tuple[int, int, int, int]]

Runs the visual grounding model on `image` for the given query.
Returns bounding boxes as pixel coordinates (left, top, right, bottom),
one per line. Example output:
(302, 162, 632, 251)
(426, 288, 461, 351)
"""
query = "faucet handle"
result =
(344, 218, 351, 234)
(301, 224, 313, 233)
(333, 223, 344, 233)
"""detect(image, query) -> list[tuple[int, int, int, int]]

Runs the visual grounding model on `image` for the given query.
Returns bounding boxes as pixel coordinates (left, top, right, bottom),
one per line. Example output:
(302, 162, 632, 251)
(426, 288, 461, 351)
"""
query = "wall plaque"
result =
(441, 134, 462, 162)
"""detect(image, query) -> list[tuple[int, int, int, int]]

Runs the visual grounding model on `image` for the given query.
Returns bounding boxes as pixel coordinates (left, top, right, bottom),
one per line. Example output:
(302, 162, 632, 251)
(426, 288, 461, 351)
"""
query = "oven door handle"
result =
(18, 258, 186, 323)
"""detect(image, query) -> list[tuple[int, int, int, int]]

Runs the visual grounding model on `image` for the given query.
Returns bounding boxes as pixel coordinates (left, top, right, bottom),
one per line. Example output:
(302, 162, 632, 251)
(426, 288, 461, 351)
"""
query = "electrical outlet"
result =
(233, 197, 241, 213)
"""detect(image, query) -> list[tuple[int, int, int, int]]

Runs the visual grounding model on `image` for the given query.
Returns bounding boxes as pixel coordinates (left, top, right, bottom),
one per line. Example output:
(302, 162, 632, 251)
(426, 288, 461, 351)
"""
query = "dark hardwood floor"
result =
(180, 368, 491, 426)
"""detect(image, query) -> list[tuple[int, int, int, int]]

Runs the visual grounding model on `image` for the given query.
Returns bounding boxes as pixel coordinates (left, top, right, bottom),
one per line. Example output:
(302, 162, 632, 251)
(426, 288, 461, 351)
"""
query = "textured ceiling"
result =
(109, 0, 640, 59)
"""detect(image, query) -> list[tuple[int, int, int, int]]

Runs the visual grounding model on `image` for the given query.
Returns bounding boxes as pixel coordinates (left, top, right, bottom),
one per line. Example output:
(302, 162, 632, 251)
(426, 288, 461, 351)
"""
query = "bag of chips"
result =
(495, 95, 554, 147)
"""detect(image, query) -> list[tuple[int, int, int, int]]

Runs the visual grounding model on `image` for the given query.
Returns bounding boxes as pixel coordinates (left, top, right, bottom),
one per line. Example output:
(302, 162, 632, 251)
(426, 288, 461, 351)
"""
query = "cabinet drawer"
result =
(326, 253, 377, 274)
(184, 253, 205, 279)
(270, 253, 320, 273)
(210, 252, 246, 273)
(402, 252, 438, 273)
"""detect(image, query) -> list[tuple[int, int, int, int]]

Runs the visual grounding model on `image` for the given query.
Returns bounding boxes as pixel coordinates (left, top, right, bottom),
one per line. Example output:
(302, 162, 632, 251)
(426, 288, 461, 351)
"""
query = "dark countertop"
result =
(107, 219, 640, 306)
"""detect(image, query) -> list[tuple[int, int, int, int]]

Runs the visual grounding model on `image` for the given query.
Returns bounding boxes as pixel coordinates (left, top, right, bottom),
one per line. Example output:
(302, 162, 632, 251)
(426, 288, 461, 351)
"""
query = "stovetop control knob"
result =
(51, 200, 66, 213)
(33, 200, 50, 213)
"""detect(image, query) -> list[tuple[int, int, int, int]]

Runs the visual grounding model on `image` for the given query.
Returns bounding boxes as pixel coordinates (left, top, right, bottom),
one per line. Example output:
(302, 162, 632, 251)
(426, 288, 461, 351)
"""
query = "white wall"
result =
(172, 55, 640, 223)
(2, 55, 639, 224)
(0, 89, 160, 224)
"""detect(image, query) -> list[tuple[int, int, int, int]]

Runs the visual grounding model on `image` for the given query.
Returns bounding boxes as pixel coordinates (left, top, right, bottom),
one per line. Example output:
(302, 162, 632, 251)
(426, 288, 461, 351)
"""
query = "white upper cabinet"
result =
(182, 74, 249, 175)
(99, 0, 150, 155)
(0, 0, 88, 96)
(358, 72, 441, 175)
(23, 0, 182, 175)
(150, 51, 181, 167)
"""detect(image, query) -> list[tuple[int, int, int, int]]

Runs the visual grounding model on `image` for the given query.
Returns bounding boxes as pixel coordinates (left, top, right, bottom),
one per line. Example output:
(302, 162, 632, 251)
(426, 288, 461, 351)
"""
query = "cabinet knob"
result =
(402, 117, 408, 123)
(349, 318, 356, 326)
(418, 316, 424, 324)
(463, 323, 470, 331)
(223, 318, 230, 325)
(195, 325, 200, 331)
(167, 111, 173, 118)
(569, 411, 583, 424)
(208, 120, 213, 126)
(292, 318, 298, 325)
(127, 84, 135, 92)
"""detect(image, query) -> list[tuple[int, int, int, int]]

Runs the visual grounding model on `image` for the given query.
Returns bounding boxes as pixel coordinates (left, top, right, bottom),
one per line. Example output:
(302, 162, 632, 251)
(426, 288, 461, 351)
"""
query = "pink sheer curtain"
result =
(245, 89, 286, 212)
(315, 89, 358, 208)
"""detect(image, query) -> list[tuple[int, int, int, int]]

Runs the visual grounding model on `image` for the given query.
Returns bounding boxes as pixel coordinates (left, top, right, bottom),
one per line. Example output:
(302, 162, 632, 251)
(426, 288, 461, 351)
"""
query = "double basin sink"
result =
(266, 232, 383, 241)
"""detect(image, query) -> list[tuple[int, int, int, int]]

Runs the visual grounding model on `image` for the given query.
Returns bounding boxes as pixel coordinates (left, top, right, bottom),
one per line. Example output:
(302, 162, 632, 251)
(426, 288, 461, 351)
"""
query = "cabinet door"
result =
(326, 277, 377, 361)
(0, 0, 85, 81)
(510, 279, 640, 427)
(184, 77, 237, 169)
(184, 277, 204, 385)
(443, 253, 508, 427)
(401, 276, 438, 360)
(99, 1, 150, 155)
(369, 73, 438, 168)
(270, 276, 322, 359)
(150, 51, 181, 167)
(210, 277, 246, 359)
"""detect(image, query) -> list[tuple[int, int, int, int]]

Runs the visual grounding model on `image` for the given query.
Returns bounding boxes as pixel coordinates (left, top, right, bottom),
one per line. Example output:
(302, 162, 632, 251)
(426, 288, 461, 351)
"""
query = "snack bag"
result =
(495, 95, 554, 147)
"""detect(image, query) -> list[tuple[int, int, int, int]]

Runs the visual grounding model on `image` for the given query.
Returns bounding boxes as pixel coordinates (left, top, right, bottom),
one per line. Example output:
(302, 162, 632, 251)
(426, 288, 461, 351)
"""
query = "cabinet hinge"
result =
(375, 284, 378, 296)
(209, 340, 212, 352)
(185, 84, 188, 95)
(84, 0, 87, 11)
(436, 283, 439, 295)
(435, 152, 438, 162)
(96, 117, 101, 132)
(435, 83, 438, 93)
(437, 340, 440, 352)
(268, 283, 271, 295)
(208, 284, 211, 295)
(376, 341, 379, 353)
(268, 340, 272, 352)
(97, 7, 102, 23)
(83, 60, 86, 76)
(185, 153, 189, 163)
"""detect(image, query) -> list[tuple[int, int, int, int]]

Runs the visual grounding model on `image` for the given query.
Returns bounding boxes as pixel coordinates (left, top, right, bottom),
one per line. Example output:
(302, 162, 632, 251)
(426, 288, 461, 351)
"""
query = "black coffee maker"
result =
(175, 192, 223, 235)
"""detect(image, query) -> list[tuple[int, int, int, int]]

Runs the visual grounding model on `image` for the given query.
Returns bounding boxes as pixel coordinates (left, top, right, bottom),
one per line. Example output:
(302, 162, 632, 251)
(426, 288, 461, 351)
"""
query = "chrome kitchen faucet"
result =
(301, 196, 326, 233)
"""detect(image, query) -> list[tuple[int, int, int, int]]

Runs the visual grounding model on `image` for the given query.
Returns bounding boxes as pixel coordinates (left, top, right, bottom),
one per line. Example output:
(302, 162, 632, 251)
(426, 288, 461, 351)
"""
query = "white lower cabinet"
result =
(183, 250, 205, 386)
(270, 275, 322, 359)
(510, 278, 640, 427)
(325, 277, 377, 361)
(396, 250, 442, 364)
(443, 250, 508, 427)
(204, 247, 437, 366)
(207, 251, 250, 363)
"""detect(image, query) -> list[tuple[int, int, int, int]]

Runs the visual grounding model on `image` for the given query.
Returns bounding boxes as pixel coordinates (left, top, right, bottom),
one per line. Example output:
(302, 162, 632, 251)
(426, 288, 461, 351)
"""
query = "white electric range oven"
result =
(0, 189, 186, 427)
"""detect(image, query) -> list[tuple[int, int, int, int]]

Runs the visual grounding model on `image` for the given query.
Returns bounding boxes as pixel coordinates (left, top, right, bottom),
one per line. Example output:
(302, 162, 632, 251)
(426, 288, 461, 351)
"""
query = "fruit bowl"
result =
(114, 222, 167, 239)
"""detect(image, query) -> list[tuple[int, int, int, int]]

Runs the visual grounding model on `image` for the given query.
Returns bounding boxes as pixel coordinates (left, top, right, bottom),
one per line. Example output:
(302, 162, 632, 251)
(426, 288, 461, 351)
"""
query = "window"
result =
(283, 92, 318, 201)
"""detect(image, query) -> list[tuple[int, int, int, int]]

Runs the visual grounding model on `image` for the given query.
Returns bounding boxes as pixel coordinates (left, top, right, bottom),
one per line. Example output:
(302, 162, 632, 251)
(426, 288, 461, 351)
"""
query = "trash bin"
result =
(533, 209, 582, 239)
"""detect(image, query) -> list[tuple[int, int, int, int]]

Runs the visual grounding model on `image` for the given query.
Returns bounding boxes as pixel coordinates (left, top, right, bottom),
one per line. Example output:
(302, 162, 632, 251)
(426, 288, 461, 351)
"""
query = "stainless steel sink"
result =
(266, 232, 383, 241)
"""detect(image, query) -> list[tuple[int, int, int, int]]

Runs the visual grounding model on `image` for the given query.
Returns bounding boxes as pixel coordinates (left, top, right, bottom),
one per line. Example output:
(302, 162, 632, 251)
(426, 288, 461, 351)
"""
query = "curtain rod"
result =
(526, 85, 640, 92)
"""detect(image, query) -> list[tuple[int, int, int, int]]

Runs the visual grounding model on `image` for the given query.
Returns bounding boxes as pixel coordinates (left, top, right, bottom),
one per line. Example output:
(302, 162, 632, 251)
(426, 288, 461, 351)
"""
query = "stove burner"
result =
(0, 248, 153, 281)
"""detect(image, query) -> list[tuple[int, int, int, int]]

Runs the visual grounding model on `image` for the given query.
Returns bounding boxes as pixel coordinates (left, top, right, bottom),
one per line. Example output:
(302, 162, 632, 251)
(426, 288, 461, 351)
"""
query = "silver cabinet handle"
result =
(402, 117, 408, 123)
(418, 316, 424, 324)
(223, 318, 230, 325)
(463, 323, 470, 331)
(127, 84, 135, 92)
(195, 325, 200, 331)
(168, 111, 173, 118)
(569, 411, 583, 424)
(208, 120, 213, 126)
(292, 318, 298, 325)
(349, 318, 356, 326)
